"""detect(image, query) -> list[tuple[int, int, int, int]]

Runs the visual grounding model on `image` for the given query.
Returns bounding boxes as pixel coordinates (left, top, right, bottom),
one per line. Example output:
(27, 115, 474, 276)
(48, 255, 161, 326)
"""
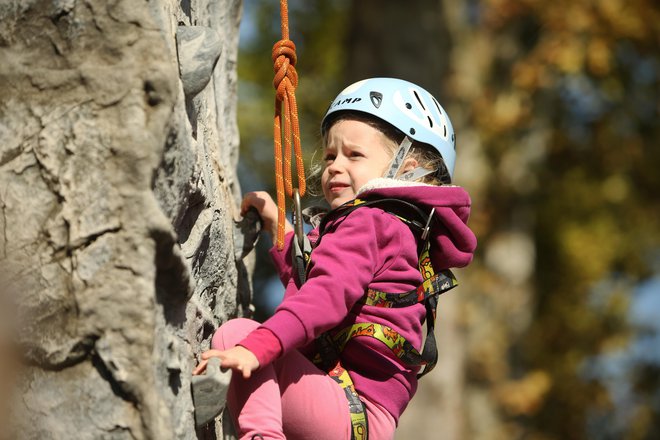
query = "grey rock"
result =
(1, 0, 247, 439)
(222, 407, 239, 440)
(233, 207, 262, 260)
(191, 357, 232, 427)
(176, 25, 223, 97)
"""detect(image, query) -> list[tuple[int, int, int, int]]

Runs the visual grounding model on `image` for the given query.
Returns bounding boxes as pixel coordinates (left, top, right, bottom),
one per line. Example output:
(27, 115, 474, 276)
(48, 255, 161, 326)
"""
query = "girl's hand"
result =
(241, 191, 293, 239)
(192, 346, 260, 379)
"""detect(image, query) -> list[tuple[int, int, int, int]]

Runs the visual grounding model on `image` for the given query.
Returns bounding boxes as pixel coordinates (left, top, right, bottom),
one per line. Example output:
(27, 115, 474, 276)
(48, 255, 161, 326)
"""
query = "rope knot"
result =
(272, 39, 298, 101)
(271, 2, 306, 249)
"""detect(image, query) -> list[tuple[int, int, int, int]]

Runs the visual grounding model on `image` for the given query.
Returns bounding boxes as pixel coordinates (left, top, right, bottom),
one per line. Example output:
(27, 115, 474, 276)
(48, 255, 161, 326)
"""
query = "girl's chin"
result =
(329, 196, 351, 209)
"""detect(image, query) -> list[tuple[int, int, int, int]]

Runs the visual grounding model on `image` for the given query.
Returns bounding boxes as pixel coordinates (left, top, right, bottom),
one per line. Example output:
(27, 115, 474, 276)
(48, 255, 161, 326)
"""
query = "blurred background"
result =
(235, 1, 659, 438)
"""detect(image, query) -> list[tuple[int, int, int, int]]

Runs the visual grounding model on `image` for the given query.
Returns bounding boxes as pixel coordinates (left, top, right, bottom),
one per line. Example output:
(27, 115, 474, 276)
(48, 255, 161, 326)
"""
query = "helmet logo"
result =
(370, 91, 383, 109)
(331, 97, 362, 108)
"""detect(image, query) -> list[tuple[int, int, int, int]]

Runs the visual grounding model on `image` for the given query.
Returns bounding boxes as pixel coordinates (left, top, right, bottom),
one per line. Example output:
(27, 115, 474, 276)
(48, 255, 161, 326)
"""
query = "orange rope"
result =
(272, 0, 306, 249)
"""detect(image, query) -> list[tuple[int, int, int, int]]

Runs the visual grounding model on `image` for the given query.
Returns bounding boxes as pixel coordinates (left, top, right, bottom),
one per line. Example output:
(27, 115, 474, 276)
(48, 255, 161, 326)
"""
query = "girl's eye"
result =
(350, 151, 364, 158)
(323, 153, 336, 161)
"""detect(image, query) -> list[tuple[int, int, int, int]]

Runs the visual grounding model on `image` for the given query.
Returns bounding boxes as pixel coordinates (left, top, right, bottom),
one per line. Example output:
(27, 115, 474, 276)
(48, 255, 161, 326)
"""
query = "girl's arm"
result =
(256, 208, 402, 362)
(241, 191, 295, 284)
(268, 230, 295, 285)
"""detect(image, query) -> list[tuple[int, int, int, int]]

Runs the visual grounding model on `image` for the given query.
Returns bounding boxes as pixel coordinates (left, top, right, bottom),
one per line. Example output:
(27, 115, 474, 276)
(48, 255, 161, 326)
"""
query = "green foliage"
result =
(468, 0, 660, 437)
(236, 0, 660, 436)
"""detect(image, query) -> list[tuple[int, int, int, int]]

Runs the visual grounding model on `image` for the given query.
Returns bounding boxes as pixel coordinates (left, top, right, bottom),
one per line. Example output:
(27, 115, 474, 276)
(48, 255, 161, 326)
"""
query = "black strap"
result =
(417, 295, 439, 378)
(318, 197, 430, 239)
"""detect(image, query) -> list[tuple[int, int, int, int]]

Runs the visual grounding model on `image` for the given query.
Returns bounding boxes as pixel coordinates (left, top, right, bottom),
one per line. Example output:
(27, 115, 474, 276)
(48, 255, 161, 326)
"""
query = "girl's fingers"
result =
(196, 347, 257, 378)
(201, 349, 224, 360)
(219, 357, 238, 370)
(216, 357, 250, 378)
(222, 360, 250, 379)
(240, 194, 252, 215)
(192, 359, 208, 375)
(241, 193, 261, 216)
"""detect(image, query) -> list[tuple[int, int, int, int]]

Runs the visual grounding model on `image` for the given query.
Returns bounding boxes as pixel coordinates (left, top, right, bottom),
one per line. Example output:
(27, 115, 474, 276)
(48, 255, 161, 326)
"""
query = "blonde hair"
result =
(308, 111, 450, 196)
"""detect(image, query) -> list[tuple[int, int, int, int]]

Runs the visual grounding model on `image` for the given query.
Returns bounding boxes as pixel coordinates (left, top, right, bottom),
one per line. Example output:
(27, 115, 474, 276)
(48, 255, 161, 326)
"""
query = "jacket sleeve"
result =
(260, 208, 401, 356)
(268, 230, 295, 286)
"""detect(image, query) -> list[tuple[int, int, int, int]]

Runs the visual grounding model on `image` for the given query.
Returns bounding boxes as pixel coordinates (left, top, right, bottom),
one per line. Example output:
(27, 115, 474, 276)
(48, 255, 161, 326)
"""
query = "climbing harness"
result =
(299, 197, 459, 439)
(272, 0, 306, 250)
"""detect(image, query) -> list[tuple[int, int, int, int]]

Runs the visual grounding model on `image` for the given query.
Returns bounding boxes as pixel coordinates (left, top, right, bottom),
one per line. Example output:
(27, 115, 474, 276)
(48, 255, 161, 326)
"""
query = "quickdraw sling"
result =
(292, 197, 458, 440)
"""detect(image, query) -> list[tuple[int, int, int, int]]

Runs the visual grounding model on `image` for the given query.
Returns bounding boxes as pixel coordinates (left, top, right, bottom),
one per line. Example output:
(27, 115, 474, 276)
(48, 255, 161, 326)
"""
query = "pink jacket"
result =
(240, 179, 477, 422)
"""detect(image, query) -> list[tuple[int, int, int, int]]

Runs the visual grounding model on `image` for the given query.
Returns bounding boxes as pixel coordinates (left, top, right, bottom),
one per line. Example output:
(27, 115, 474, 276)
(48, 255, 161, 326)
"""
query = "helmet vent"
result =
(410, 128, 416, 135)
(444, 126, 447, 136)
(432, 97, 443, 115)
(413, 90, 426, 110)
(427, 116, 433, 128)
(405, 102, 412, 109)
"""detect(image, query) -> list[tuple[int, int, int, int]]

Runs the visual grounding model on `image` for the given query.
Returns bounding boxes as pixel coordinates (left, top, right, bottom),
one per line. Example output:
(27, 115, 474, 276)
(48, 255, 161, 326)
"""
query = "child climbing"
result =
(192, 77, 477, 440)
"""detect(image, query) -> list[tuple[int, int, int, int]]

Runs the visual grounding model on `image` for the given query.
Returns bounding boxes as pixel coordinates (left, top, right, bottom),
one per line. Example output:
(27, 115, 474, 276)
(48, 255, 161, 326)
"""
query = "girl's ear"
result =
(400, 157, 419, 174)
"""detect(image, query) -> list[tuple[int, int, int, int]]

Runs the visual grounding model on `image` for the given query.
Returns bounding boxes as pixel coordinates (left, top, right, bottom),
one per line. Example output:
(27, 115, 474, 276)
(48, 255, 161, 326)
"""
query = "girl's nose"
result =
(326, 158, 344, 175)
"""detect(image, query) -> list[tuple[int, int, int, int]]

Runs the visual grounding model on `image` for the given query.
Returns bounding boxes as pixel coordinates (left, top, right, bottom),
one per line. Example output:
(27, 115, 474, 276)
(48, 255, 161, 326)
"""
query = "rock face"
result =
(0, 0, 245, 438)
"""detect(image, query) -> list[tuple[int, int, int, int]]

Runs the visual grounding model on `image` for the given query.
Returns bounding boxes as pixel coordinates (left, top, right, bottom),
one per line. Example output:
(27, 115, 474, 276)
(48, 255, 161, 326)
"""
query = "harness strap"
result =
(306, 196, 457, 437)
(313, 328, 368, 440)
(292, 236, 312, 286)
(333, 323, 424, 366)
(328, 361, 368, 440)
(363, 242, 458, 309)
(318, 197, 430, 238)
(419, 295, 439, 377)
(359, 235, 457, 378)
(364, 271, 456, 308)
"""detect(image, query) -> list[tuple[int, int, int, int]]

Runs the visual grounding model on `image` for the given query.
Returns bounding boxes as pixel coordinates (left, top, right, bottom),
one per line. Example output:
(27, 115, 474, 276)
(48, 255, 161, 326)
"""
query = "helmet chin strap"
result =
(398, 167, 434, 182)
(384, 136, 413, 179)
(384, 136, 435, 182)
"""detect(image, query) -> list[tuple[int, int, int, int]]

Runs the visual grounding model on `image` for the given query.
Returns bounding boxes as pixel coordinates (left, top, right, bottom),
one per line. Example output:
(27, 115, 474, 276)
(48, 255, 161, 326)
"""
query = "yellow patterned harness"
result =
(293, 197, 458, 440)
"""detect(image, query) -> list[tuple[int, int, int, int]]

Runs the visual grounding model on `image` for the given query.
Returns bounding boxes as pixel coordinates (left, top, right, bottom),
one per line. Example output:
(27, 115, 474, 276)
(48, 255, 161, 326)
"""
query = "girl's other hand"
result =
(193, 346, 260, 379)
(241, 191, 293, 239)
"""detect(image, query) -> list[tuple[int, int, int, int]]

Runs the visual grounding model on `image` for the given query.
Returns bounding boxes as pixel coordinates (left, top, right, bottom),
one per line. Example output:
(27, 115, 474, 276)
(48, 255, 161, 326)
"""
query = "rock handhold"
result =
(191, 357, 232, 427)
(233, 207, 262, 260)
(176, 26, 223, 97)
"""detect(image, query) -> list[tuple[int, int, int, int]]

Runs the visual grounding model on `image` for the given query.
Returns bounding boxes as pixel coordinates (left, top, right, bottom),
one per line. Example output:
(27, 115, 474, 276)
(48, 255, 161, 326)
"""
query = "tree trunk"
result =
(0, 0, 245, 438)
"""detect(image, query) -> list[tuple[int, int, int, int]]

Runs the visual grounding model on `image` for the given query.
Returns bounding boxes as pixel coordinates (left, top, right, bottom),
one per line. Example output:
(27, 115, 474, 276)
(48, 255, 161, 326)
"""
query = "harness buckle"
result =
(421, 207, 435, 241)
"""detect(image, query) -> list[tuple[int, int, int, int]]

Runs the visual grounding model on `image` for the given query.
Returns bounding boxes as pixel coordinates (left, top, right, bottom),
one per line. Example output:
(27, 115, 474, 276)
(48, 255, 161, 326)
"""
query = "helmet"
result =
(321, 78, 456, 179)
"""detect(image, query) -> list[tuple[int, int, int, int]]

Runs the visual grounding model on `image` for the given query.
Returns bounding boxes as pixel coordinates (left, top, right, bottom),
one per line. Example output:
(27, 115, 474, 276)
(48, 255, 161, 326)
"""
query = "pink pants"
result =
(211, 318, 396, 440)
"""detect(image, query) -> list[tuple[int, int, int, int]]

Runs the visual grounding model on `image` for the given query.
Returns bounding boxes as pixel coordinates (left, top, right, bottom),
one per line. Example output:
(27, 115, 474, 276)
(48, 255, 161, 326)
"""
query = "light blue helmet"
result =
(322, 77, 457, 179)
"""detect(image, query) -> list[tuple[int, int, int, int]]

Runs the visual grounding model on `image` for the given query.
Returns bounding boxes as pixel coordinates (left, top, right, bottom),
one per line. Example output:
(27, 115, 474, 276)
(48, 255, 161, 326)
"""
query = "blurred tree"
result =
(441, 0, 660, 438)
(236, 0, 660, 438)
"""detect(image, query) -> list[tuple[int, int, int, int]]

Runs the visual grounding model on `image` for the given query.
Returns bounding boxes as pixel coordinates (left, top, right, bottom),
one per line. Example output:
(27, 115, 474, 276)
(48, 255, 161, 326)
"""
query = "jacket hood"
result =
(356, 178, 477, 269)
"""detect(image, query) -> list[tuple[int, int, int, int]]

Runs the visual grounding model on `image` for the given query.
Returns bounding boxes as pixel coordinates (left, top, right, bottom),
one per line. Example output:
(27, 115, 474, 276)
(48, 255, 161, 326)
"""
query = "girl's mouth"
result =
(328, 182, 350, 193)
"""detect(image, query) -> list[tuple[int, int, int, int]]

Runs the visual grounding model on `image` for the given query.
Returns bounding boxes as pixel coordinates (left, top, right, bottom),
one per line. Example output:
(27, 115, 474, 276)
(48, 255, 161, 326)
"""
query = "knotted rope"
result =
(272, 0, 305, 249)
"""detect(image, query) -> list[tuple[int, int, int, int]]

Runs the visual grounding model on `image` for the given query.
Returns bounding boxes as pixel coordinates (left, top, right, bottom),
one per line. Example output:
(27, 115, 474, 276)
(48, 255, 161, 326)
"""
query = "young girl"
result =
(193, 78, 477, 440)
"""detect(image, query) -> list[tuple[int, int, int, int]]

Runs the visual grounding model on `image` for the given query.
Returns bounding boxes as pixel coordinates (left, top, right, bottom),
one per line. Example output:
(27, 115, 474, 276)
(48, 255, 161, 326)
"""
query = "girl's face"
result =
(322, 119, 394, 209)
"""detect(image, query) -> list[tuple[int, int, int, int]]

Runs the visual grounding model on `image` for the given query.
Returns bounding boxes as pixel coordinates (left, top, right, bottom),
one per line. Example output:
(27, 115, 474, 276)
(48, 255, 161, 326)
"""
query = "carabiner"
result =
(292, 188, 305, 250)
(421, 207, 435, 241)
